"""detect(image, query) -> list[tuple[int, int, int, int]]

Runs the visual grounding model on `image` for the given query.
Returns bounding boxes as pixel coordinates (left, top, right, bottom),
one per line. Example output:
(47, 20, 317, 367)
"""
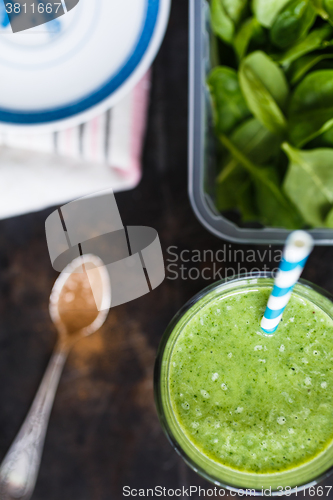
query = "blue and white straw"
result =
(261, 231, 314, 335)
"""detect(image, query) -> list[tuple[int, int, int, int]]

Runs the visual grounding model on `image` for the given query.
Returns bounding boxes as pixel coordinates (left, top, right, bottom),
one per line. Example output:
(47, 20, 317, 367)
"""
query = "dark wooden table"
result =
(1, 1, 333, 499)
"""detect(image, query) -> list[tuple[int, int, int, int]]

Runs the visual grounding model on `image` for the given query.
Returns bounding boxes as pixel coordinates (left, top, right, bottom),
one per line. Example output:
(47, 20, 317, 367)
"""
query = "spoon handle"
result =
(0, 343, 69, 500)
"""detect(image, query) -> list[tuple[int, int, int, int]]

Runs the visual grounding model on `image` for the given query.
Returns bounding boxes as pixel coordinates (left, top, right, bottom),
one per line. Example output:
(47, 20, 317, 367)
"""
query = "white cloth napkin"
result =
(0, 71, 151, 220)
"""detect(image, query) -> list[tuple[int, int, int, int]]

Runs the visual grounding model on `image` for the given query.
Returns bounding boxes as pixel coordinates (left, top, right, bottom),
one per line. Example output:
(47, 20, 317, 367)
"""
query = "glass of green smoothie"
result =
(154, 273, 333, 494)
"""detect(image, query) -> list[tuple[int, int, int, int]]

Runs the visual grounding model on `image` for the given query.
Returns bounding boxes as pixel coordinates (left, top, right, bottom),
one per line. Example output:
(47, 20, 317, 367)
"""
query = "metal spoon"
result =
(0, 254, 111, 500)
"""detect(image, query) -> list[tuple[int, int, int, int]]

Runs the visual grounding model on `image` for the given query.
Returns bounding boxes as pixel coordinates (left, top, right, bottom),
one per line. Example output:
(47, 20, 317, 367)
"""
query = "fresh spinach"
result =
(252, 0, 290, 27)
(276, 24, 333, 65)
(234, 18, 257, 59)
(209, 0, 333, 229)
(270, 0, 317, 49)
(324, 0, 333, 19)
(311, 0, 330, 19)
(239, 51, 289, 134)
(211, 0, 235, 44)
(308, 122, 333, 147)
(216, 161, 250, 213)
(211, 0, 250, 44)
(208, 67, 251, 134)
(289, 69, 333, 147)
(287, 52, 333, 84)
(216, 168, 260, 222)
(220, 135, 304, 228)
(221, 117, 282, 167)
(217, 118, 282, 219)
(313, 0, 333, 21)
(325, 205, 333, 226)
(234, 17, 266, 59)
(237, 179, 261, 221)
(222, 0, 248, 24)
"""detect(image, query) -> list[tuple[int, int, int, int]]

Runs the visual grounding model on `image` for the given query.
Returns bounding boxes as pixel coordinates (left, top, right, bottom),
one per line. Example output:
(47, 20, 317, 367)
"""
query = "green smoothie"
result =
(156, 278, 333, 490)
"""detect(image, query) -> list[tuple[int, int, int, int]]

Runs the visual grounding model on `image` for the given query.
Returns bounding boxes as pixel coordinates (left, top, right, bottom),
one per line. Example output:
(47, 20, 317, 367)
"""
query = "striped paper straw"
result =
(261, 231, 314, 335)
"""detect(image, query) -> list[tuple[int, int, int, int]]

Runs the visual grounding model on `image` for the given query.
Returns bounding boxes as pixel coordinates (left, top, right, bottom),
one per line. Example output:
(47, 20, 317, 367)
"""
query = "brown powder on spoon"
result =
(58, 264, 102, 334)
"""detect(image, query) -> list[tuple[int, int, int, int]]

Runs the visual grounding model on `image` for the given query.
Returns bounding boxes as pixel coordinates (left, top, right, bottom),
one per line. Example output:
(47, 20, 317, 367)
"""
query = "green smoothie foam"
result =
(168, 286, 333, 475)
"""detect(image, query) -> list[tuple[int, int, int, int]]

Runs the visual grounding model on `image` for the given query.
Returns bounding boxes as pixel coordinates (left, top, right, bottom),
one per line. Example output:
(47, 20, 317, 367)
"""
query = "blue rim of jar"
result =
(0, 0, 159, 124)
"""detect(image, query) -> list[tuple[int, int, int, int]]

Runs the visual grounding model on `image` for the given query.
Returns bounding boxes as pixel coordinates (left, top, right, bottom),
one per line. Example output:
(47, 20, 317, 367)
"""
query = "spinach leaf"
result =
(276, 24, 333, 65)
(211, 0, 249, 44)
(314, 0, 333, 21)
(217, 119, 283, 221)
(209, 0, 333, 229)
(283, 142, 333, 226)
(211, 0, 235, 44)
(234, 17, 265, 59)
(220, 135, 303, 228)
(287, 52, 333, 84)
(252, 0, 290, 27)
(324, 0, 333, 19)
(216, 168, 259, 222)
(216, 161, 250, 211)
(325, 206, 333, 226)
(221, 117, 282, 168)
(234, 18, 256, 59)
(222, 0, 248, 24)
(289, 69, 333, 146)
(253, 167, 298, 227)
(307, 122, 333, 147)
(270, 0, 317, 49)
(311, 0, 331, 18)
(239, 51, 289, 135)
(237, 179, 260, 221)
(208, 67, 251, 134)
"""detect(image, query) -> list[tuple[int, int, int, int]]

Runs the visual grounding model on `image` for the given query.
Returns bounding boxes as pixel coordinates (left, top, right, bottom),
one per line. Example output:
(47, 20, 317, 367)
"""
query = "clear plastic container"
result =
(188, 0, 333, 245)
